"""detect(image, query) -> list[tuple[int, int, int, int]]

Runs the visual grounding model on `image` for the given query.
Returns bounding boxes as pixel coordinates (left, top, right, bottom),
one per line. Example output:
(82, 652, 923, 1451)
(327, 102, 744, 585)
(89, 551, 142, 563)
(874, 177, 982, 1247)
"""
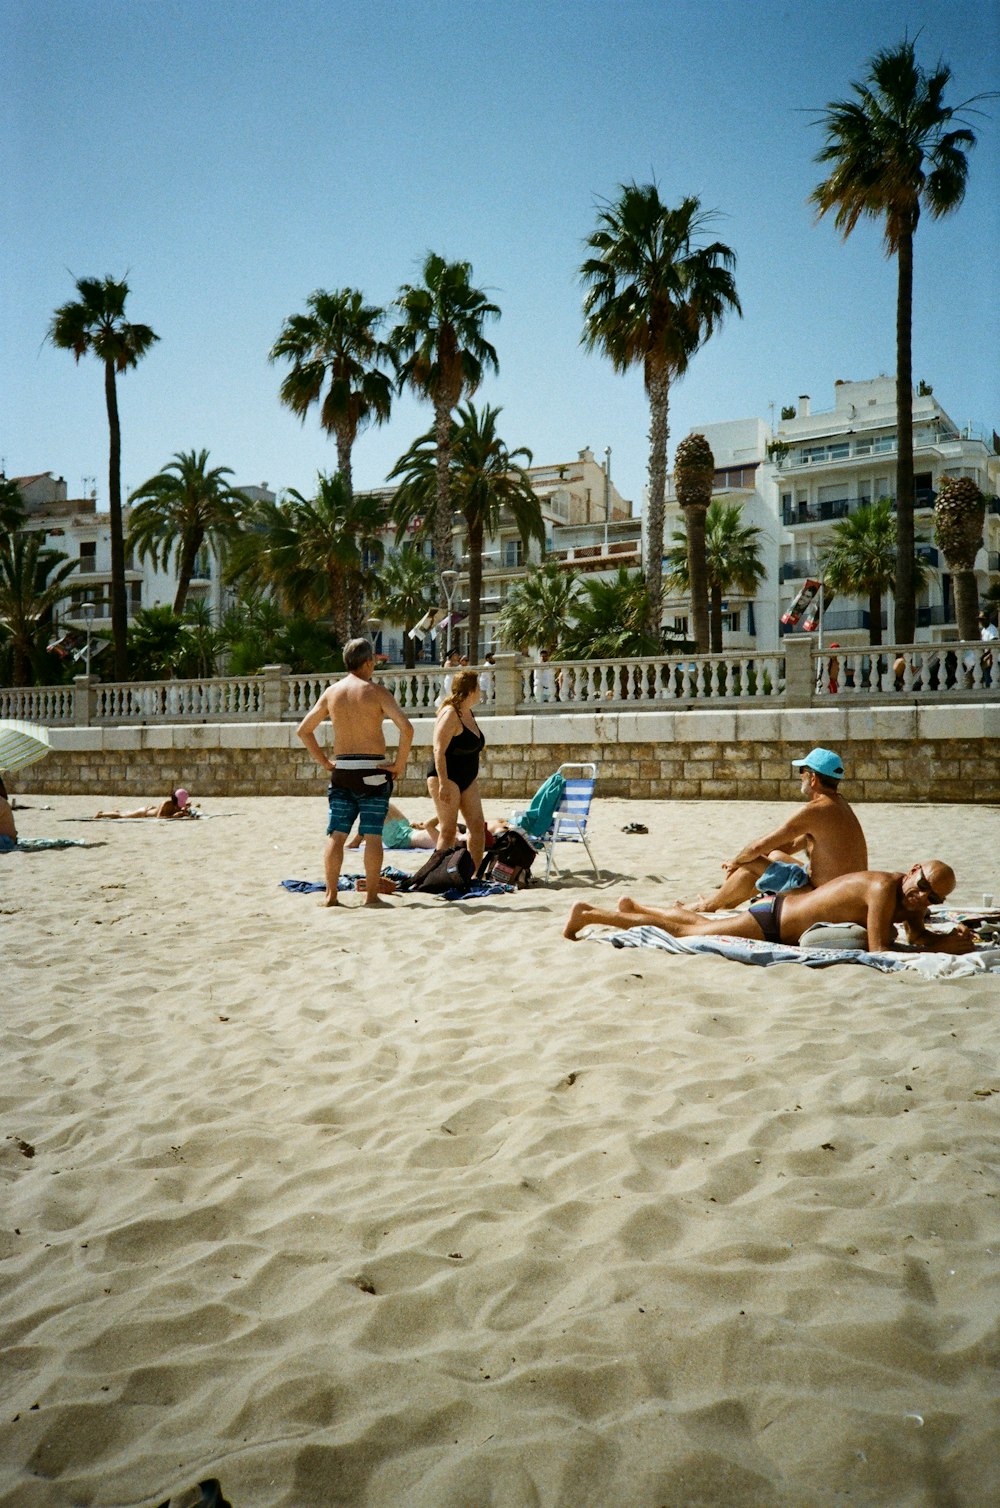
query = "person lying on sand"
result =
(691, 747, 867, 910)
(566, 860, 977, 955)
(346, 802, 439, 851)
(94, 789, 196, 819)
(0, 777, 18, 853)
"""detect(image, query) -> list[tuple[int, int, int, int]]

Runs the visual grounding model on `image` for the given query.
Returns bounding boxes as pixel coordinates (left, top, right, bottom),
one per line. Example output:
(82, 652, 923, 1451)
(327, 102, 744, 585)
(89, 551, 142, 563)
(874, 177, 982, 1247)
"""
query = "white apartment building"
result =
(10, 472, 274, 655)
(771, 377, 1000, 643)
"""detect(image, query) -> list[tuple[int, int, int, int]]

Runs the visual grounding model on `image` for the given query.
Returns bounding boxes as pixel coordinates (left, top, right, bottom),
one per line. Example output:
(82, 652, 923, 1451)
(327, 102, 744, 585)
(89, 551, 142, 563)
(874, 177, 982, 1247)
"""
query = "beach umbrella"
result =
(0, 720, 52, 774)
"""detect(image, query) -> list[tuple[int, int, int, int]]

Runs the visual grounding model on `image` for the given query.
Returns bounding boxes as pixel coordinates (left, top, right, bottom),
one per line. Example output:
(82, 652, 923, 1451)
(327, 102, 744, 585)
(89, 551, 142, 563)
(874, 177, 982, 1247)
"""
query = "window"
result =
(503, 539, 523, 568)
(79, 540, 96, 568)
(130, 581, 142, 609)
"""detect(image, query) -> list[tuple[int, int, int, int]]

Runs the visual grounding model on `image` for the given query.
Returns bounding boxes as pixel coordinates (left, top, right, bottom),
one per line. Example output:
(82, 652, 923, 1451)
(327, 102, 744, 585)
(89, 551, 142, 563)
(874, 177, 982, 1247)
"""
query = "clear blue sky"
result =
(4, 0, 998, 510)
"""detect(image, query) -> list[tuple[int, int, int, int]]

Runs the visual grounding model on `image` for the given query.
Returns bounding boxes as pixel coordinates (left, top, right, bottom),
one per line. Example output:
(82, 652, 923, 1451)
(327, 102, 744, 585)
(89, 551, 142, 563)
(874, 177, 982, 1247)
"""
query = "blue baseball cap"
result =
(791, 747, 844, 780)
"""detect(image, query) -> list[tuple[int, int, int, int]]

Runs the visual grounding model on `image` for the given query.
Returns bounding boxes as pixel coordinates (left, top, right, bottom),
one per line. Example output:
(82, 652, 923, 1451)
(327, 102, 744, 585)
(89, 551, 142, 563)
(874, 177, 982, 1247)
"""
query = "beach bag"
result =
(400, 844, 475, 894)
(477, 828, 537, 888)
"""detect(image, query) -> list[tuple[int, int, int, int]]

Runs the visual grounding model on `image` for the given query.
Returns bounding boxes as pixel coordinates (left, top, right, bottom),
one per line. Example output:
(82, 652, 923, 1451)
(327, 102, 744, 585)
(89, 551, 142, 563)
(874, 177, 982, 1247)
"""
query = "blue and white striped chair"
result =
(541, 762, 599, 880)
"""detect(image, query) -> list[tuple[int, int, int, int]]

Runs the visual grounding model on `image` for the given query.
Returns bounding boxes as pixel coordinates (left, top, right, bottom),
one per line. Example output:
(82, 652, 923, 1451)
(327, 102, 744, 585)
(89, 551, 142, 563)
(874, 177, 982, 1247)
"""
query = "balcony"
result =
(916, 605, 951, 628)
(779, 559, 813, 582)
(783, 499, 852, 526)
(916, 545, 940, 568)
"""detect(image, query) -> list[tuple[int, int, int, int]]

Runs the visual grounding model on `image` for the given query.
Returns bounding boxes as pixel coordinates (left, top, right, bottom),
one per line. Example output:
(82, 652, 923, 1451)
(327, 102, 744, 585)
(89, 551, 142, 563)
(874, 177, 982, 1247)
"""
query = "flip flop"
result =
(621, 822, 648, 835)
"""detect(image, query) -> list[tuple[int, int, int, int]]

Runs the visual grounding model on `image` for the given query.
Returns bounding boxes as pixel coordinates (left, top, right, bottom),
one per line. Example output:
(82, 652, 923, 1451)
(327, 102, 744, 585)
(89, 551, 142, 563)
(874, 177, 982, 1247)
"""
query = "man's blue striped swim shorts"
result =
(327, 756, 392, 837)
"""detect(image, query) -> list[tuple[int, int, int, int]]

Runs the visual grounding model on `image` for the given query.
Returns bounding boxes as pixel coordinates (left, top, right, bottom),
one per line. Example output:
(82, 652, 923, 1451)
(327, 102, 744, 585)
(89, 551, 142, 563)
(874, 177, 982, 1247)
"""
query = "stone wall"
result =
(13, 706, 997, 804)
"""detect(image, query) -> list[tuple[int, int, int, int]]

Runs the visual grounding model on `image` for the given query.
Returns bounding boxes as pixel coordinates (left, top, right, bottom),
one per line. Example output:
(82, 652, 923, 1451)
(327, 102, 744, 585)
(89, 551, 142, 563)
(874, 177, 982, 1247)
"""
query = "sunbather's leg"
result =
(564, 901, 647, 939)
(617, 895, 768, 940)
(693, 851, 792, 910)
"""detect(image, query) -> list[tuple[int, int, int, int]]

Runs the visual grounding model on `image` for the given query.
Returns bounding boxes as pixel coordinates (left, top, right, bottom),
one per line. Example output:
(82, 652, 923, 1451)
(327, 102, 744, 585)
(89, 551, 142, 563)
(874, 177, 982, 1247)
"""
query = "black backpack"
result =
(477, 828, 537, 888)
(398, 844, 475, 894)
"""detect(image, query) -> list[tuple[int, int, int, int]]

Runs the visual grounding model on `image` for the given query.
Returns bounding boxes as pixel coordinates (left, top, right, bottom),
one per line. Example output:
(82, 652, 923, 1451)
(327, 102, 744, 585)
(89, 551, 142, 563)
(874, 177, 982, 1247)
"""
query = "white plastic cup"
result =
(984, 893, 995, 908)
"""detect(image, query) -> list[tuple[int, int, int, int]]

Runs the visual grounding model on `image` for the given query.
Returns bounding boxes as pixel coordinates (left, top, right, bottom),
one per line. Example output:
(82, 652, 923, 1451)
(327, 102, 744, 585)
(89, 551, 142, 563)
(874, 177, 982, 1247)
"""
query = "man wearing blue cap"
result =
(693, 746, 868, 911)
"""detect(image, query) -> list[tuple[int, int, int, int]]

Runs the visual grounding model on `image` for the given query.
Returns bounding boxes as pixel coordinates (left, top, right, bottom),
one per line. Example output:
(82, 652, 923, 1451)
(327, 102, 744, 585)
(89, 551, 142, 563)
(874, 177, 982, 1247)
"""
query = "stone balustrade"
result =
(2, 640, 997, 730)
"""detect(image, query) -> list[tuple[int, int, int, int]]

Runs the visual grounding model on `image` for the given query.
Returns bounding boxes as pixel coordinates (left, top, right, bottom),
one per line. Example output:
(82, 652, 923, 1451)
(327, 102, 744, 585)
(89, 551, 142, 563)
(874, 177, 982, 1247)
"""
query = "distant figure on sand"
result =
(565, 861, 977, 955)
(693, 747, 867, 910)
(346, 801, 439, 851)
(0, 776, 18, 853)
(427, 668, 487, 871)
(95, 789, 195, 819)
(297, 637, 414, 908)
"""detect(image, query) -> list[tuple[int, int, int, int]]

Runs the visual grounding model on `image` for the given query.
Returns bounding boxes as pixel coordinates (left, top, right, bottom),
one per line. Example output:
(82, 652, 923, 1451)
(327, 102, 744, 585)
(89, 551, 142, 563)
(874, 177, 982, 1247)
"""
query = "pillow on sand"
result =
(799, 921, 869, 951)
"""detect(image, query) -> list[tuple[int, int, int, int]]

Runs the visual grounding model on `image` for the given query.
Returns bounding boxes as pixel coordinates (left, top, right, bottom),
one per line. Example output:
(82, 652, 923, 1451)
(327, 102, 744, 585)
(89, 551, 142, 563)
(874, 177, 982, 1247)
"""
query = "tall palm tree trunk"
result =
(644, 372, 669, 638)
(172, 530, 203, 615)
(103, 360, 129, 678)
(709, 583, 723, 653)
(433, 402, 456, 582)
(328, 568, 351, 647)
(466, 518, 485, 660)
(334, 423, 354, 500)
(893, 226, 916, 644)
(687, 506, 710, 653)
(953, 570, 980, 642)
(869, 588, 884, 647)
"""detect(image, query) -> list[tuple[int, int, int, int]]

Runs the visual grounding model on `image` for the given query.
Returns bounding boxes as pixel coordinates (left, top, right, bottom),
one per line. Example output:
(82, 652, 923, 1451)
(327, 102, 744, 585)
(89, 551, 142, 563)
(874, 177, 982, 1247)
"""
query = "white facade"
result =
(771, 378, 1000, 643)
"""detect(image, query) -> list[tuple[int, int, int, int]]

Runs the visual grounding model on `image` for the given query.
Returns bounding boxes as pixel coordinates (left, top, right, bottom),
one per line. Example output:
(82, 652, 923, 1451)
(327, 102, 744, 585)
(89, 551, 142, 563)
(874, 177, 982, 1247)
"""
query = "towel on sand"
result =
(13, 837, 107, 851)
(597, 924, 1000, 977)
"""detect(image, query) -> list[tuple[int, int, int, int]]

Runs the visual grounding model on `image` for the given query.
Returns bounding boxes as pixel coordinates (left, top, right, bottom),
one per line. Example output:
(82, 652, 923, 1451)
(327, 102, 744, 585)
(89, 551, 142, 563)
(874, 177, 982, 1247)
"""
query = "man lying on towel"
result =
(565, 861, 977, 955)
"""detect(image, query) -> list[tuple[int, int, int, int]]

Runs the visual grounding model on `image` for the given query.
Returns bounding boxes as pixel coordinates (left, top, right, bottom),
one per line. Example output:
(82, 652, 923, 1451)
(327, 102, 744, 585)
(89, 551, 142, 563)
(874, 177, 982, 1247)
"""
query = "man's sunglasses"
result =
(916, 867, 943, 906)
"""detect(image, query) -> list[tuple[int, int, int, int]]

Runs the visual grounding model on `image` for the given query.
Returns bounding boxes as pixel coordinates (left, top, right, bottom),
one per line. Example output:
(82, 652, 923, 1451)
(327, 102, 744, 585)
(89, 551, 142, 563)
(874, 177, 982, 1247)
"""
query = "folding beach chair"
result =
(541, 762, 599, 880)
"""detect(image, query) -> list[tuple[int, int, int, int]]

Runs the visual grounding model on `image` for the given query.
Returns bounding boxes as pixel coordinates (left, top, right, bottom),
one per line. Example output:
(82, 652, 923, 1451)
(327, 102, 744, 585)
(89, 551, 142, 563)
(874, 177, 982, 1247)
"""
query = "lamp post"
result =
(81, 601, 96, 678)
(441, 569, 459, 660)
(603, 447, 611, 553)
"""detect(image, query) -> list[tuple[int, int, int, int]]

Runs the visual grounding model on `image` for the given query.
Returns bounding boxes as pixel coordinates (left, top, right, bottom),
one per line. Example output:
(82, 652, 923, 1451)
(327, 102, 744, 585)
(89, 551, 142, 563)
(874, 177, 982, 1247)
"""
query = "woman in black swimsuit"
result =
(427, 668, 487, 869)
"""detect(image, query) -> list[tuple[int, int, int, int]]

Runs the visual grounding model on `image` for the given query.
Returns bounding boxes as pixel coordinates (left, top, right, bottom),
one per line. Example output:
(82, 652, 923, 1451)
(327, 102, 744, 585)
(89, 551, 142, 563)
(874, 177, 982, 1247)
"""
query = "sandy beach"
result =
(2, 793, 998, 1507)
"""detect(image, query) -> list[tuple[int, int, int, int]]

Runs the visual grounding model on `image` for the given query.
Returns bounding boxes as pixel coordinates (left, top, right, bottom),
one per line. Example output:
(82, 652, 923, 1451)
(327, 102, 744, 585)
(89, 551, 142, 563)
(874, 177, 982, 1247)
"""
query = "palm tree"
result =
(389, 402, 544, 657)
(560, 567, 659, 659)
(226, 474, 386, 644)
(497, 560, 581, 655)
(665, 498, 766, 652)
(218, 592, 339, 677)
(820, 498, 927, 647)
(811, 38, 986, 644)
(581, 184, 740, 638)
(0, 531, 78, 685)
(672, 433, 715, 650)
(367, 545, 437, 668)
(127, 449, 249, 614)
(0, 478, 26, 540)
(48, 275, 159, 677)
(389, 253, 500, 586)
(269, 288, 393, 498)
(934, 476, 986, 640)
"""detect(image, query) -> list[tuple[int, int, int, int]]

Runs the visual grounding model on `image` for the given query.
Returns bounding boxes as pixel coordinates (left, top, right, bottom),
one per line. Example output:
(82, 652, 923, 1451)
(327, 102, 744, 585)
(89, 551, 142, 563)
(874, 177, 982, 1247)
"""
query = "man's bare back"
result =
(296, 640, 414, 909)
(567, 860, 977, 955)
(696, 751, 867, 910)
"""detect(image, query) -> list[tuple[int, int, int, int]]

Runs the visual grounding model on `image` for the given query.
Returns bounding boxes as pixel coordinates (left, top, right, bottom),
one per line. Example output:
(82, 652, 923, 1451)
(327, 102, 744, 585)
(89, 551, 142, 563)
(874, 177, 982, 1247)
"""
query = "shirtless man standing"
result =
(693, 747, 867, 910)
(297, 638, 414, 908)
(566, 860, 977, 955)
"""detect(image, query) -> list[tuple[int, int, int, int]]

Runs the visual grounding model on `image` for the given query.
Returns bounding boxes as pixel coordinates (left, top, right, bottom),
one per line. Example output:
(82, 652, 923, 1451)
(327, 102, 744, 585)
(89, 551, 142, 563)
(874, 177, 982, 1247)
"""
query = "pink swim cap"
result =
(174, 788, 190, 807)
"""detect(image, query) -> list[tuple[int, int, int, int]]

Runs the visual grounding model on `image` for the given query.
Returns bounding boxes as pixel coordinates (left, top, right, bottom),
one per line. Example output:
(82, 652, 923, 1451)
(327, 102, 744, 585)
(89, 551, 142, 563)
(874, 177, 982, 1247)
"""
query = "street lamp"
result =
(440, 569, 459, 659)
(603, 447, 612, 553)
(81, 601, 96, 678)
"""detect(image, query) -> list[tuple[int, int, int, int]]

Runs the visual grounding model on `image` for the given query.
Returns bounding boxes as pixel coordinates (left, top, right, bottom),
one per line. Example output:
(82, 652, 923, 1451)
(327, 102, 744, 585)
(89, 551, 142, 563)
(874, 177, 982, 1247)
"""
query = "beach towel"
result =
(13, 837, 107, 851)
(512, 772, 566, 839)
(281, 867, 412, 896)
(596, 925, 1000, 977)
